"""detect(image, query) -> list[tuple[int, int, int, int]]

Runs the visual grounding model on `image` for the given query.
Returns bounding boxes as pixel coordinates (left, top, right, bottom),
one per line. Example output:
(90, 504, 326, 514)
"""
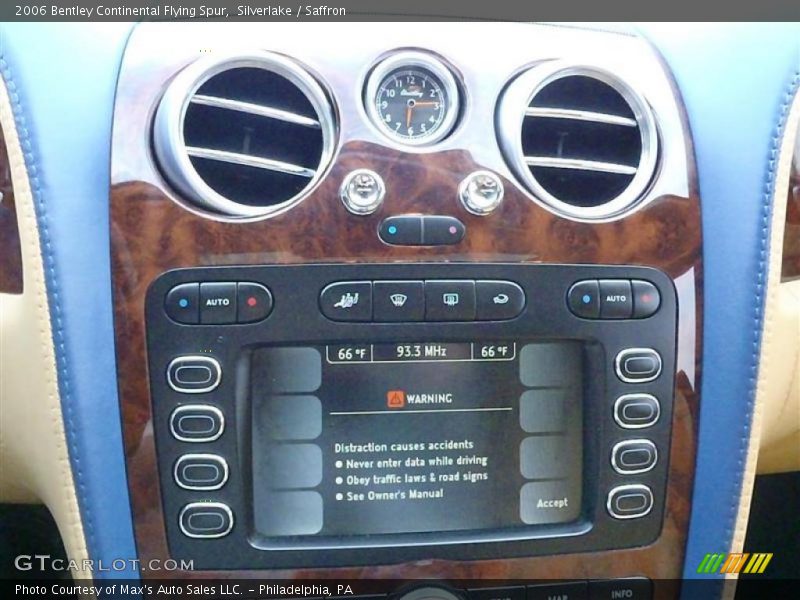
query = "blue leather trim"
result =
(638, 24, 800, 588)
(0, 24, 138, 578)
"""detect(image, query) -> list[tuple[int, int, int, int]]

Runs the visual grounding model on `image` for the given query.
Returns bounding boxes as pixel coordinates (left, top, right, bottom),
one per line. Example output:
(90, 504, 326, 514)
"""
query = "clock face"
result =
(366, 54, 460, 145)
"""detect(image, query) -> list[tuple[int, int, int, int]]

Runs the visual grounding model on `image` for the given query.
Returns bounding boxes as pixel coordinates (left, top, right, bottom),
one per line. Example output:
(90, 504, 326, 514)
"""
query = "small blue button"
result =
(388, 225, 398, 235)
(179, 298, 189, 308)
(582, 294, 591, 304)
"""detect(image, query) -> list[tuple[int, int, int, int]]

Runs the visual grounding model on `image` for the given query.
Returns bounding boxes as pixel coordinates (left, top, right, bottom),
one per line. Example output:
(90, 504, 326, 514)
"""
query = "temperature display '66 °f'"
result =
(365, 51, 461, 146)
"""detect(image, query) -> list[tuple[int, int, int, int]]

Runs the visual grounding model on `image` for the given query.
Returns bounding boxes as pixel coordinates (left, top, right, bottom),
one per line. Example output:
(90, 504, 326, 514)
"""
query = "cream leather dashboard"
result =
(755, 122, 800, 475)
(0, 75, 89, 573)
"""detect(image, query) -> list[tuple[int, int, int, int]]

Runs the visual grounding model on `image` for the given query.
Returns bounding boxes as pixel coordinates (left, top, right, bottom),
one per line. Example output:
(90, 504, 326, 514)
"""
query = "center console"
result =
(111, 21, 701, 591)
(147, 264, 675, 569)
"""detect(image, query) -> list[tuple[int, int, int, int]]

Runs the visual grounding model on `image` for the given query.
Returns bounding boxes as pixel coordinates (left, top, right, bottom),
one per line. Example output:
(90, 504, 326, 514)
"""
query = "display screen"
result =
(250, 341, 583, 545)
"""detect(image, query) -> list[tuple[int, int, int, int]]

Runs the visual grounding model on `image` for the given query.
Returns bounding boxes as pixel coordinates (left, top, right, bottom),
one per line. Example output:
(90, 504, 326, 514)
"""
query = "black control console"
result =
(145, 263, 676, 569)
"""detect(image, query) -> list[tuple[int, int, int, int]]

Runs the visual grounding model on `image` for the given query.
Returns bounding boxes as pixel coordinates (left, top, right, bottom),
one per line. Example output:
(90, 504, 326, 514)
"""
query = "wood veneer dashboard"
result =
(0, 121, 23, 294)
(110, 22, 701, 589)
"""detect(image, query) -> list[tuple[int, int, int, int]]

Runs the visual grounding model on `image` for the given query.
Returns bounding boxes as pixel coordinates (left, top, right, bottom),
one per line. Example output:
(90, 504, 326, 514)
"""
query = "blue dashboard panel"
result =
(638, 23, 800, 586)
(0, 21, 798, 588)
(0, 23, 138, 579)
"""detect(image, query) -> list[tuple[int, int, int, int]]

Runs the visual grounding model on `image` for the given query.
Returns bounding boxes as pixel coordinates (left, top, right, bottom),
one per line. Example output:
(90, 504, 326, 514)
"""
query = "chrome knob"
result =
(459, 170, 504, 215)
(340, 169, 385, 215)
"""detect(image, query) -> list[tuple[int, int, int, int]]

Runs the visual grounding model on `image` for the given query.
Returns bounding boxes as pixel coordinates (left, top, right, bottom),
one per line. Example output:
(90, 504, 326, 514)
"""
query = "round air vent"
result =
(153, 52, 337, 218)
(497, 62, 658, 220)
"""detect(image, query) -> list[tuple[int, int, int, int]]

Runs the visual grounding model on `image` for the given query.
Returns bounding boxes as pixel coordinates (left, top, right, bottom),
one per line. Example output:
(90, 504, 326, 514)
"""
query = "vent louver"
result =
(154, 53, 337, 218)
(497, 64, 658, 220)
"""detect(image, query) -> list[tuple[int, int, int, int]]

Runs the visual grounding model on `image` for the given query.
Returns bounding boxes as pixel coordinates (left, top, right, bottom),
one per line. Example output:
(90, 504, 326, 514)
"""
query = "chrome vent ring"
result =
(153, 52, 337, 219)
(497, 62, 658, 221)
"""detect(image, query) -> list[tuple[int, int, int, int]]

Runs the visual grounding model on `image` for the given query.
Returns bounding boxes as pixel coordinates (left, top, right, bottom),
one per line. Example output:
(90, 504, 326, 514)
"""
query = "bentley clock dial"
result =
(366, 52, 461, 145)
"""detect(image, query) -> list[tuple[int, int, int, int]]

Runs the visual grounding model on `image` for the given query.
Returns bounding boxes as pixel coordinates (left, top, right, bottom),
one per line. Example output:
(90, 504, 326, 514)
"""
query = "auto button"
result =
(599, 279, 632, 319)
(199, 282, 236, 324)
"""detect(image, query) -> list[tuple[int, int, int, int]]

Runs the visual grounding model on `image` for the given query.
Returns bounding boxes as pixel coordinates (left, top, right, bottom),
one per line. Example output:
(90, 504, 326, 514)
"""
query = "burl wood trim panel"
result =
(783, 151, 800, 280)
(0, 121, 23, 294)
(110, 24, 701, 593)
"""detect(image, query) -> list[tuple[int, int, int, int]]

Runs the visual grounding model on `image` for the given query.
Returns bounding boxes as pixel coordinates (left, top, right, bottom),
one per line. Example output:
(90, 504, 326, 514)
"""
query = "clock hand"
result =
(406, 104, 412, 128)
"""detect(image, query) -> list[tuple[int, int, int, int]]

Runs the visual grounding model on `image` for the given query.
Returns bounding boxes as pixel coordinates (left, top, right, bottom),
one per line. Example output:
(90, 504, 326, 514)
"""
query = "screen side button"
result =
(320, 281, 372, 322)
(179, 502, 233, 539)
(476, 280, 525, 320)
(615, 348, 662, 383)
(614, 394, 660, 429)
(165, 283, 200, 324)
(170, 405, 224, 442)
(611, 439, 658, 475)
(607, 484, 654, 519)
(174, 454, 229, 491)
(167, 356, 221, 394)
(567, 280, 600, 319)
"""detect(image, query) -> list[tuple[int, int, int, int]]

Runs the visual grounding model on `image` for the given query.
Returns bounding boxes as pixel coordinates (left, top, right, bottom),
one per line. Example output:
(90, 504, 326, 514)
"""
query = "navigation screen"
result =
(249, 341, 584, 545)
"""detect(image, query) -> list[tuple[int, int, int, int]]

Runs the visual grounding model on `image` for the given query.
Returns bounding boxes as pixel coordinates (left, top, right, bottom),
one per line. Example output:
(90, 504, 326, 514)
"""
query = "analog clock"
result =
(365, 52, 461, 145)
